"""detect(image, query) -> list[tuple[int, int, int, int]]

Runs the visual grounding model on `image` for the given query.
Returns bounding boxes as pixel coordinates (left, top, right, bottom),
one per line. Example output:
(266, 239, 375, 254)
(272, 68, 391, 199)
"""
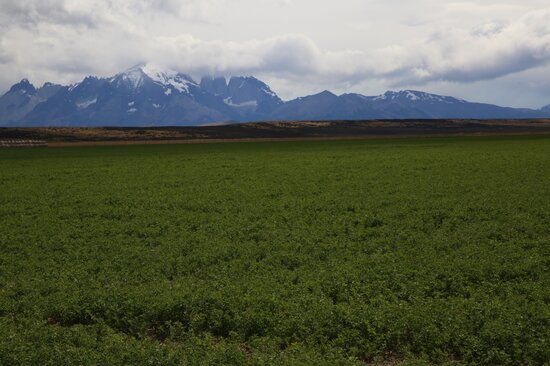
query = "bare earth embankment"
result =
(1, 119, 550, 146)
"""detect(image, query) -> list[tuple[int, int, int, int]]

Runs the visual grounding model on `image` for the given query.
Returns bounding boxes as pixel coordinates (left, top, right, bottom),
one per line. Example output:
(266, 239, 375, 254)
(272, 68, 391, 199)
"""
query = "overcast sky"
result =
(1, 0, 550, 107)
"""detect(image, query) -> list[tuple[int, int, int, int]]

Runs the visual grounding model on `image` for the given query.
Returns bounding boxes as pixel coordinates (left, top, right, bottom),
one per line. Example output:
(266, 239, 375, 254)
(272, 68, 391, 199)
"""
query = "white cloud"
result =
(380, 9, 550, 84)
(0, 0, 550, 107)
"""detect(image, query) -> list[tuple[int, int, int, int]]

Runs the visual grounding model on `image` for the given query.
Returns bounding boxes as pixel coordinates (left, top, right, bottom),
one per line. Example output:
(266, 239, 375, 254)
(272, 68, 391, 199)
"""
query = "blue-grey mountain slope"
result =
(1, 65, 549, 126)
(0, 80, 63, 125)
(271, 90, 548, 121)
(364, 91, 545, 119)
(23, 65, 237, 126)
(200, 75, 283, 121)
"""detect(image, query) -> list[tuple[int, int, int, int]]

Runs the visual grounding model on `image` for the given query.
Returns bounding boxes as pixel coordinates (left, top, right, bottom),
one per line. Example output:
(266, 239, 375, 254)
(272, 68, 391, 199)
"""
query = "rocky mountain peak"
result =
(225, 76, 282, 106)
(9, 79, 36, 94)
(200, 76, 228, 97)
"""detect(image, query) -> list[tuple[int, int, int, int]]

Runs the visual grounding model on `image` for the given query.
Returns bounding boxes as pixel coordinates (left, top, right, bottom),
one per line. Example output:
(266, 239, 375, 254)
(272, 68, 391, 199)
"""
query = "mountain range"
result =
(1, 64, 549, 126)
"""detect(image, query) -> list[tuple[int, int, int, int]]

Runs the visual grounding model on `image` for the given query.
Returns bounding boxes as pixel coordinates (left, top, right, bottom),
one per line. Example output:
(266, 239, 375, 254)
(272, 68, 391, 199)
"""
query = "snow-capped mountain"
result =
(121, 64, 198, 95)
(371, 90, 466, 103)
(270, 90, 549, 121)
(541, 104, 550, 112)
(1, 66, 549, 126)
(23, 65, 236, 126)
(358, 90, 543, 119)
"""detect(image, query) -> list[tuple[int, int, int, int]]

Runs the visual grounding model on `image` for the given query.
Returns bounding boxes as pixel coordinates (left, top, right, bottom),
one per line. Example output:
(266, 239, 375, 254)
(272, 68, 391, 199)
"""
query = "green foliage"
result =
(0, 135, 549, 365)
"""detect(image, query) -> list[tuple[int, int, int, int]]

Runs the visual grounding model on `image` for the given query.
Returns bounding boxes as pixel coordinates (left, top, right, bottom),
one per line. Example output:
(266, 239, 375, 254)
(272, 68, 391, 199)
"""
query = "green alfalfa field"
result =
(0, 134, 548, 365)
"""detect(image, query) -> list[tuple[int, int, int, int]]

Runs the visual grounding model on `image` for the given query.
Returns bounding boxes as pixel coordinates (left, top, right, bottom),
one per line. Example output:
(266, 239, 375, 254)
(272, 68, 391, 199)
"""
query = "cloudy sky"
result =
(1, 0, 550, 107)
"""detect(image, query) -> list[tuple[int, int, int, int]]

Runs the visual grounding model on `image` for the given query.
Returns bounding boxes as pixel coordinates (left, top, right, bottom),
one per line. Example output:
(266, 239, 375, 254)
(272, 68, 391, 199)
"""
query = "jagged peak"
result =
(111, 65, 146, 89)
(112, 63, 197, 93)
(228, 76, 268, 88)
(120, 63, 195, 83)
(120, 63, 147, 74)
(225, 76, 281, 101)
(200, 76, 228, 97)
(142, 64, 195, 84)
(9, 79, 36, 94)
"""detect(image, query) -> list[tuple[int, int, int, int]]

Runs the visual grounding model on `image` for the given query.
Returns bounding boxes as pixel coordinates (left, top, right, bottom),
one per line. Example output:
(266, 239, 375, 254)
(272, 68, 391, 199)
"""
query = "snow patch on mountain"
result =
(372, 90, 466, 104)
(120, 67, 144, 89)
(68, 83, 80, 92)
(142, 64, 196, 94)
(224, 97, 258, 108)
(405, 91, 419, 101)
(261, 86, 277, 98)
(77, 97, 97, 109)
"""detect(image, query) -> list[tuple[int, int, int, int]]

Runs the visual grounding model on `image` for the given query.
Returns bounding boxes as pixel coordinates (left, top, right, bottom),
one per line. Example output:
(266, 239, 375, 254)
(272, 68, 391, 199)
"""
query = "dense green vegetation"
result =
(0, 135, 549, 365)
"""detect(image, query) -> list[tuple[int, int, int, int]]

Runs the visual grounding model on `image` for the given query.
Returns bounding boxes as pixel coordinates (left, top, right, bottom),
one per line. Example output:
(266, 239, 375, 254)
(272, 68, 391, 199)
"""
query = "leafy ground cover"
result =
(0, 135, 548, 365)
